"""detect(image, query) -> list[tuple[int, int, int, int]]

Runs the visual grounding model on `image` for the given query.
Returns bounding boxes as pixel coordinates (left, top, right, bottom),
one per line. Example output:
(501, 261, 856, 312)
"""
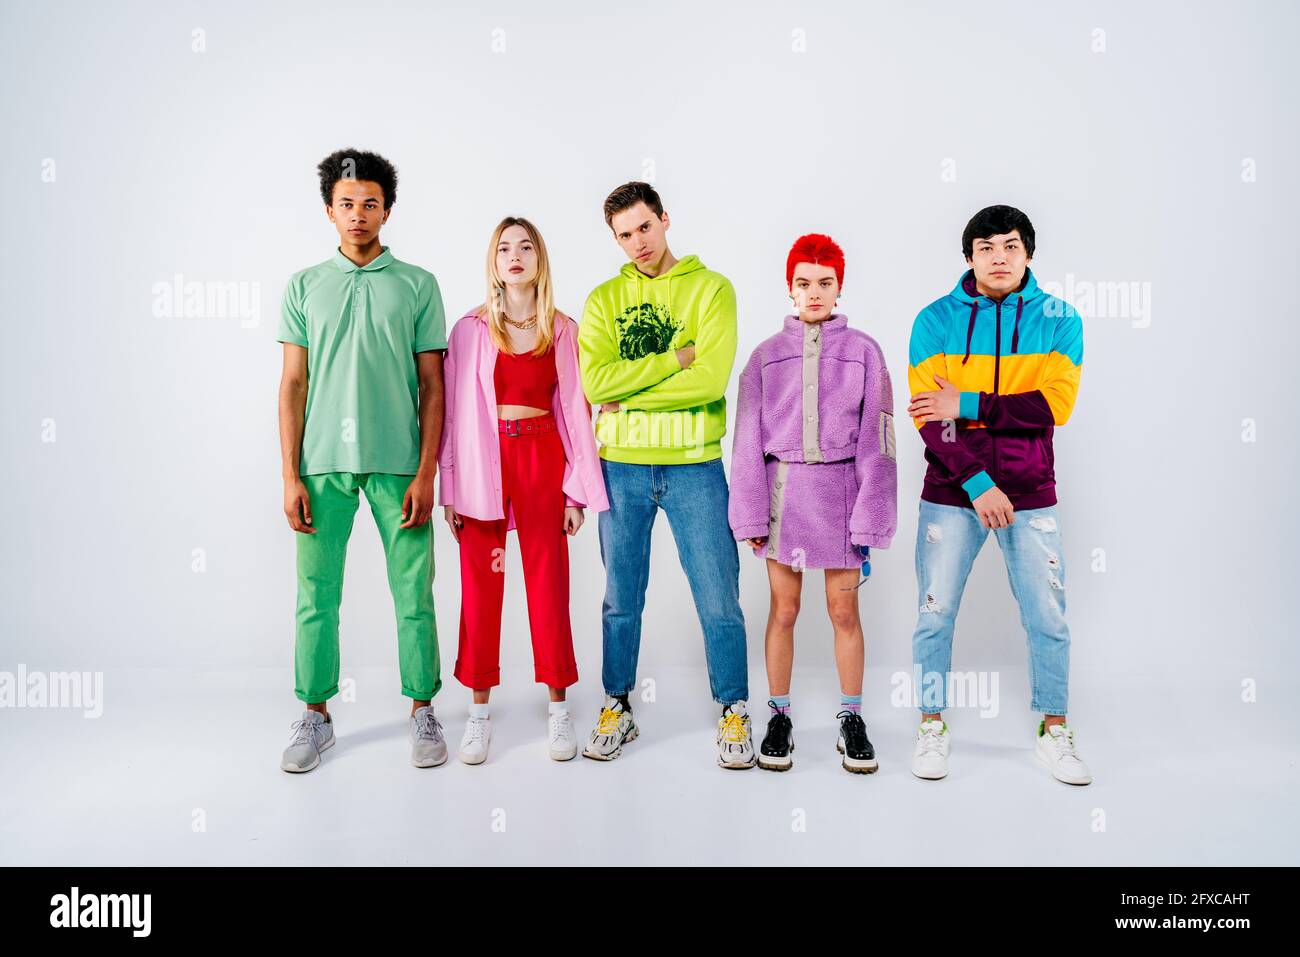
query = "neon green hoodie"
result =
(579, 254, 738, 464)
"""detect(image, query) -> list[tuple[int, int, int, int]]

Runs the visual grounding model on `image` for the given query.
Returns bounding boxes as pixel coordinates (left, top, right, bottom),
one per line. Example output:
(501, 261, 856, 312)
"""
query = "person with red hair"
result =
(728, 233, 898, 774)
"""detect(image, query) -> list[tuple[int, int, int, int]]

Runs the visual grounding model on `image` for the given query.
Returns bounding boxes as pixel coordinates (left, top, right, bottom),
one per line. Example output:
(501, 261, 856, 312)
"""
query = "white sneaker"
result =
(548, 708, 577, 761)
(911, 719, 950, 780)
(458, 715, 491, 765)
(716, 701, 757, 770)
(1035, 721, 1092, 785)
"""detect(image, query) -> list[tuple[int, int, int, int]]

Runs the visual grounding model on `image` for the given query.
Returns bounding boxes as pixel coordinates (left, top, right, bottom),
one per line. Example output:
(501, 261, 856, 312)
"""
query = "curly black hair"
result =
(317, 148, 398, 209)
(962, 205, 1035, 259)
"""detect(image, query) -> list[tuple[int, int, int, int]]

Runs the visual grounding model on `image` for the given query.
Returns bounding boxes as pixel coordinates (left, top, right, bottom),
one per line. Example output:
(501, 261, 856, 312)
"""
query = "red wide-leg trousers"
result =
(454, 416, 578, 690)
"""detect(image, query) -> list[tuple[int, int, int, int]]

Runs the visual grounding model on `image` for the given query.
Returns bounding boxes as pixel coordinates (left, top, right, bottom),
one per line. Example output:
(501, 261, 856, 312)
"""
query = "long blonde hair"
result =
(478, 216, 556, 356)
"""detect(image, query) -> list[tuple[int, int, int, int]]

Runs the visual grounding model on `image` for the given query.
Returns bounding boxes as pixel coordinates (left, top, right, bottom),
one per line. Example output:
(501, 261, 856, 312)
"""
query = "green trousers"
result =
(294, 472, 441, 703)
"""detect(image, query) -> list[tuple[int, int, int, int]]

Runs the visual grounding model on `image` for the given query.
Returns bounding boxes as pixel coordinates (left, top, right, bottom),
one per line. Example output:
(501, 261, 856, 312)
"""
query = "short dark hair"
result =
(317, 148, 399, 209)
(603, 181, 664, 228)
(962, 205, 1035, 259)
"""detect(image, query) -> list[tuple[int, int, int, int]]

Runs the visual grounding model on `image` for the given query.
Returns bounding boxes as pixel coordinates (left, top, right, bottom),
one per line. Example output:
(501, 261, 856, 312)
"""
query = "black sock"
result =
(614, 693, 631, 713)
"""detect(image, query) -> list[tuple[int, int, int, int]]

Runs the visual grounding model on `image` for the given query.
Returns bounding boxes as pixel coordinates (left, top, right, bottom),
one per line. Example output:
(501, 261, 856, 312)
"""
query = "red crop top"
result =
(494, 347, 558, 410)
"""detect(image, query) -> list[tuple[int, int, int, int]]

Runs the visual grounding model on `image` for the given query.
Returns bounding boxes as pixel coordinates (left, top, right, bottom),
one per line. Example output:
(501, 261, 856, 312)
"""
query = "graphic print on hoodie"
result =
(616, 301, 682, 360)
(578, 254, 738, 464)
(906, 267, 1083, 510)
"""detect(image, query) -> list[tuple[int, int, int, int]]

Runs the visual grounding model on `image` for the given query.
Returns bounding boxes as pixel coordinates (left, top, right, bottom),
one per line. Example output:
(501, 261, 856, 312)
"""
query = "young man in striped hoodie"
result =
(905, 205, 1092, 786)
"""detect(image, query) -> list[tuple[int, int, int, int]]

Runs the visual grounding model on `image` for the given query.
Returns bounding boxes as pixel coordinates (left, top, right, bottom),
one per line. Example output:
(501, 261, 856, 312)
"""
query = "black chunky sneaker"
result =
(758, 702, 794, 771)
(836, 711, 878, 774)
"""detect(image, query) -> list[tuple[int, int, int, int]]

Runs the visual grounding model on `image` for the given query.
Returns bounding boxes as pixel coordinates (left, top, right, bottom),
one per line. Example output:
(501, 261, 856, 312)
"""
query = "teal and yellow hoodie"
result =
(578, 254, 737, 464)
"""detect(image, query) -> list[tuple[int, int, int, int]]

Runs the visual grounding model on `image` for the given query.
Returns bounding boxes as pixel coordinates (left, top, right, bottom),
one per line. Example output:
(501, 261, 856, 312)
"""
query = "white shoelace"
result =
(550, 712, 574, 744)
(464, 717, 489, 746)
(1047, 726, 1078, 758)
(918, 725, 946, 755)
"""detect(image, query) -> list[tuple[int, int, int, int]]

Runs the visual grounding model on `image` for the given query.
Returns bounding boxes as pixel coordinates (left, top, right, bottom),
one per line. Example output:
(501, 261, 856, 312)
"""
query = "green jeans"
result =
(294, 472, 441, 703)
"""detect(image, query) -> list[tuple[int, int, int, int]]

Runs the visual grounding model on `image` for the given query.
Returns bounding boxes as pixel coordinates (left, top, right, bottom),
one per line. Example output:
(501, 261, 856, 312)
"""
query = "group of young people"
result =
(275, 149, 1092, 787)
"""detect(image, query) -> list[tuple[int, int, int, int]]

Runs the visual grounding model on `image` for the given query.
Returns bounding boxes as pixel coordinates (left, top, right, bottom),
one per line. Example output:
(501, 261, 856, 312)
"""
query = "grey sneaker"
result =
(281, 709, 334, 773)
(582, 695, 638, 761)
(410, 705, 448, 768)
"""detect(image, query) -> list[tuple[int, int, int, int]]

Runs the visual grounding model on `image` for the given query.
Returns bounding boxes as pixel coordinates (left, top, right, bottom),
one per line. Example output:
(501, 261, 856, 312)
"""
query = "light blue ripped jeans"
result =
(910, 500, 1070, 715)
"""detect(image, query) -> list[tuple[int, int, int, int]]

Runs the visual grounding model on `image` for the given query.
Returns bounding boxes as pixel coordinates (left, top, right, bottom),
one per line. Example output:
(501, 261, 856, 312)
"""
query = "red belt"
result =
(498, 414, 557, 437)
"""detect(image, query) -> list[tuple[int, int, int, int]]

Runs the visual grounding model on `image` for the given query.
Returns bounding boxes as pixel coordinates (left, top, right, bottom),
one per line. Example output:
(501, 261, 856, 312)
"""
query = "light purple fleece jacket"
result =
(728, 313, 898, 548)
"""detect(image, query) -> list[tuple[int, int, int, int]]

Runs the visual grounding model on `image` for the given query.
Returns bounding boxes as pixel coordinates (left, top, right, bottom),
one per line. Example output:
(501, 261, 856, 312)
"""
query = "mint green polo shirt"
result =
(277, 246, 447, 476)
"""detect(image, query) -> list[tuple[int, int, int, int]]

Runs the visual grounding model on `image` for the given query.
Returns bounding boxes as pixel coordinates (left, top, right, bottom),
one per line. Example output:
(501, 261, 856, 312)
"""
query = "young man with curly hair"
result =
(275, 149, 449, 773)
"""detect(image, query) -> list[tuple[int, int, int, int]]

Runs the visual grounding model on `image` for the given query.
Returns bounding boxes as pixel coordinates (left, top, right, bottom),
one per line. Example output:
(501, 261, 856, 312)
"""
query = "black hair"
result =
(962, 205, 1035, 259)
(317, 148, 398, 209)
(603, 181, 664, 228)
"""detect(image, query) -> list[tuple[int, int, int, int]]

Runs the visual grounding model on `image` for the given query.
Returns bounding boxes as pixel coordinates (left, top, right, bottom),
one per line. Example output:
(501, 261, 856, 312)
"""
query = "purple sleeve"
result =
(917, 419, 994, 499)
(974, 389, 1054, 429)
(727, 350, 770, 541)
(849, 343, 898, 548)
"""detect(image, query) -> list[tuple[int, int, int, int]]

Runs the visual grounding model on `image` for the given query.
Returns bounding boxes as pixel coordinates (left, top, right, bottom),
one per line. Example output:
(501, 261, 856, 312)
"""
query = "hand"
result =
(284, 479, 316, 534)
(443, 505, 463, 542)
(400, 472, 436, 528)
(907, 375, 961, 423)
(599, 401, 620, 413)
(564, 506, 585, 536)
(746, 536, 768, 550)
(676, 343, 696, 369)
(972, 486, 1015, 529)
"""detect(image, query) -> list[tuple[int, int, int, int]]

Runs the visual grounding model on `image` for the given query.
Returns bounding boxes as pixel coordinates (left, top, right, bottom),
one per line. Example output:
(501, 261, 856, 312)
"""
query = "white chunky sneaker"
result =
(716, 700, 757, 770)
(1035, 721, 1092, 785)
(911, 719, 951, 780)
(548, 707, 577, 761)
(458, 714, 491, 765)
(582, 695, 638, 761)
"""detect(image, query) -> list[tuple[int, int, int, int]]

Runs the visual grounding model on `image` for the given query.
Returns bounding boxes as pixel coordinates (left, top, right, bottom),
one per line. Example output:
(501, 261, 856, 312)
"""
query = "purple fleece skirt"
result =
(748, 458, 860, 570)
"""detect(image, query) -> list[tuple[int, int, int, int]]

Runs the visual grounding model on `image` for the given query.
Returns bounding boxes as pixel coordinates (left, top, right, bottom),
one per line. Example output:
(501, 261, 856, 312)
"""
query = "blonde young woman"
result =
(438, 217, 608, 764)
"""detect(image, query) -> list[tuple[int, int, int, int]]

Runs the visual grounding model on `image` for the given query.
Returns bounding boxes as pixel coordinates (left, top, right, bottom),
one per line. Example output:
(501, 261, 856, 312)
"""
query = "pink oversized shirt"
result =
(438, 309, 609, 528)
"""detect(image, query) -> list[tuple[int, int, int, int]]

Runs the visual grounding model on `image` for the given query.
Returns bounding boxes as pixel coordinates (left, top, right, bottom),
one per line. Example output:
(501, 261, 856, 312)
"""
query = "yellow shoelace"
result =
(595, 708, 622, 735)
(720, 711, 747, 743)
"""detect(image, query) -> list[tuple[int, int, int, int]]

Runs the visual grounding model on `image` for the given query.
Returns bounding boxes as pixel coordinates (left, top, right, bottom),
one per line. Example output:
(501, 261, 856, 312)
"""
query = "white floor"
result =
(1, 665, 1292, 866)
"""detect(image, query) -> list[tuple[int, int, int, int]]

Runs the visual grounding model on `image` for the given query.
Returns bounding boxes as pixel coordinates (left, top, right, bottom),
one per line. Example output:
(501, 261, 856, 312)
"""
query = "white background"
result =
(1, 0, 1296, 865)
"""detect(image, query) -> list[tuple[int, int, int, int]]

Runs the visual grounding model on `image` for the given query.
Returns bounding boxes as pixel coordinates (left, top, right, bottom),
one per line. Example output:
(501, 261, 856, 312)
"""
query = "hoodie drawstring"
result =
(961, 299, 978, 365)
(1010, 295, 1024, 354)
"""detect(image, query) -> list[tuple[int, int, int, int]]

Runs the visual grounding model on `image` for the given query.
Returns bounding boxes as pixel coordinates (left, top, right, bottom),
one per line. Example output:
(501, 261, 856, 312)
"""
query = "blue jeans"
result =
(910, 500, 1070, 715)
(597, 458, 749, 705)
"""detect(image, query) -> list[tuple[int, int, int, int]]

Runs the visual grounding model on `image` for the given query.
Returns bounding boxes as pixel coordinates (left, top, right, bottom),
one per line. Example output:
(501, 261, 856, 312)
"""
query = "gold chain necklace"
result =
(503, 312, 537, 330)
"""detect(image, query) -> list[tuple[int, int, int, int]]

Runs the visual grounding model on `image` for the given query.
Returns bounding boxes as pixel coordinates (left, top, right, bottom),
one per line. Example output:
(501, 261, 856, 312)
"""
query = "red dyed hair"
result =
(786, 233, 845, 288)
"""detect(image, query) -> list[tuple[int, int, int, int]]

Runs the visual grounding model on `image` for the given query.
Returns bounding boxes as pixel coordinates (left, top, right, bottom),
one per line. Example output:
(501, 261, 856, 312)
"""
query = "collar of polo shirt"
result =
(332, 246, 395, 273)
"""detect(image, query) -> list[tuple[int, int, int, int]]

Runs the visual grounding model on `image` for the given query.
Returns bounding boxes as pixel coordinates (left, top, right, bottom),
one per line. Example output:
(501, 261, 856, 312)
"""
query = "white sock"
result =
(548, 700, 568, 715)
(469, 703, 490, 719)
